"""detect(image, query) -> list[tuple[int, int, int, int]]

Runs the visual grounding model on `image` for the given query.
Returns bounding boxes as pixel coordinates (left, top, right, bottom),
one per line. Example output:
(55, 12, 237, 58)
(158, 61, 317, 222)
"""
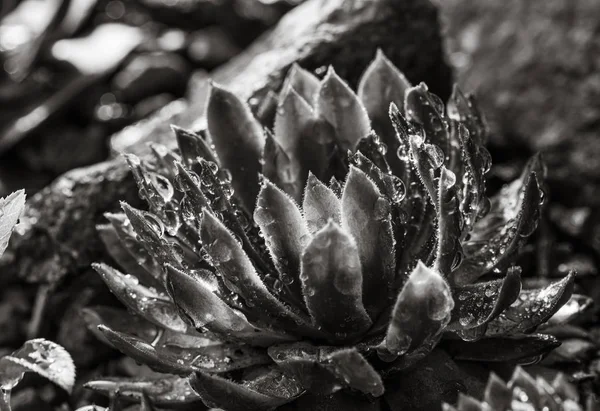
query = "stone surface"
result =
(440, 0, 600, 151)
(3, 0, 452, 284)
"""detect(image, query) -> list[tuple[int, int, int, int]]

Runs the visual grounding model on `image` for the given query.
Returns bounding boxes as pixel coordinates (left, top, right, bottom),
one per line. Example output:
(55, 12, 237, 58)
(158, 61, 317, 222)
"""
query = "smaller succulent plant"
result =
(83, 51, 580, 410)
(444, 367, 584, 411)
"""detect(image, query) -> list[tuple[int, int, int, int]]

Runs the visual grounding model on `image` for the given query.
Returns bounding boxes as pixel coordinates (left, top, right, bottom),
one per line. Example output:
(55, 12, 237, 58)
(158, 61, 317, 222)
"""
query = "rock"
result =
(440, 0, 600, 151)
(5, 0, 452, 284)
(112, 52, 191, 103)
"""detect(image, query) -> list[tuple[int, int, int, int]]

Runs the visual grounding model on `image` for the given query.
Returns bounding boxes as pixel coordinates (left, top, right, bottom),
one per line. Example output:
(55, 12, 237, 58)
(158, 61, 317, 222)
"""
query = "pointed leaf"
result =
(448, 267, 521, 334)
(121, 203, 181, 268)
(508, 367, 542, 409)
(262, 131, 293, 196)
(190, 367, 303, 411)
(174, 161, 210, 214)
(358, 50, 410, 174)
(254, 179, 310, 305)
(456, 393, 484, 411)
(300, 221, 372, 340)
(0, 190, 26, 256)
(104, 212, 165, 286)
(316, 67, 371, 151)
(273, 86, 315, 201)
(93, 263, 189, 333)
(97, 324, 197, 375)
(405, 83, 449, 154)
(166, 265, 292, 346)
(382, 261, 453, 358)
(453, 157, 543, 285)
(408, 134, 439, 206)
(447, 86, 487, 148)
(172, 125, 219, 167)
(97, 223, 164, 291)
(84, 376, 201, 406)
(98, 324, 270, 375)
(341, 166, 395, 317)
(434, 167, 462, 275)
(0, 339, 75, 393)
(282, 63, 319, 106)
(268, 342, 342, 395)
(201, 210, 314, 334)
(81, 306, 159, 345)
(443, 334, 560, 363)
(485, 272, 575, 336)
(483, 373, 511, 411)
(125, 154, 176, 213)
(207, 83, 264, 212)
(325, 349, 384, 397)
(303, 172, 341, 234)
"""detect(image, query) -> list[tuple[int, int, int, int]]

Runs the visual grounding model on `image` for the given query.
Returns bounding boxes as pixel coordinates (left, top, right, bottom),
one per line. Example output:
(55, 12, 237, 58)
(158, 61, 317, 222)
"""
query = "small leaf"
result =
(273, 86, 315, 201)
(0, 339, 75, 393)
(448, 267, 521, 334)
(453, 156, 543, 285)
(104, 212, 167, 289)
(303, 172, 341, 234)
(166, 265, 292, 346)
(300, 221, 372, 340)
(434, 167, 462, 275)
(97, 223, 165, 291)
(485, 272, 575, 336)
(172, 125, 219, 167)
(508, 367, 542, 409)
(447, 85, 487, 148)
(268, 342, 341, 395)
(0, 190, 26, 257)
(316, 67, 371, 151)
(325, 349, 384, 397)
(207, 83, 264, 212)
(97, 324, 196, 375)
(120, 203, 181, 268)
(358, 50, 411, 174)
(84, 376, 201, 407)
(456, 393, 485, 411)
(381, 261, 454, 359)
(81, 306, 159, 345)
(341, 166, 395, 317)
(93, 263, 189, 333)
(282, 63, 320, 106)
(200, 210, 314, 335)
(443, 334, 560, 363)
(254, 179, 310, 306)
(405, 83, 449, 154)
(190, 367, 303, 411)
(483, 373, 511, 411)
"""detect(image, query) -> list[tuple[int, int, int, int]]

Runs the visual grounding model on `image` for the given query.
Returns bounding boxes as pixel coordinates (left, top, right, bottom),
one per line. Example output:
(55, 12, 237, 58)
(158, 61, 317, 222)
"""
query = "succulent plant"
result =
(83, 51, 578, 410)
(444, 367, 584, 411)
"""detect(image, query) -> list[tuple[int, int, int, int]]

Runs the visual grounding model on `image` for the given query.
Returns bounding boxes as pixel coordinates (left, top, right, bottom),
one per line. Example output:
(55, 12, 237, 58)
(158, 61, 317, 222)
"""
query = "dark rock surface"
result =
(4, 0, 452, 285)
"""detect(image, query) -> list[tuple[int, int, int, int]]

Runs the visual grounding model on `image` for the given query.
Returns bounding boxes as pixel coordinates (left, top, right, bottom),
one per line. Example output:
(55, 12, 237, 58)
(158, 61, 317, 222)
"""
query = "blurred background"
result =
(0, 0, 298, 195)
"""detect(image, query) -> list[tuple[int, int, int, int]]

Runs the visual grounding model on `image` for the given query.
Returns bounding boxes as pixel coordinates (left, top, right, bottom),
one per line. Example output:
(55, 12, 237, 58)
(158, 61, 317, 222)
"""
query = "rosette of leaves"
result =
(83, 51, 578, 410)
(444, 367, 585, 411)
